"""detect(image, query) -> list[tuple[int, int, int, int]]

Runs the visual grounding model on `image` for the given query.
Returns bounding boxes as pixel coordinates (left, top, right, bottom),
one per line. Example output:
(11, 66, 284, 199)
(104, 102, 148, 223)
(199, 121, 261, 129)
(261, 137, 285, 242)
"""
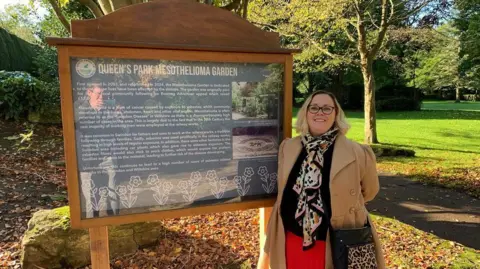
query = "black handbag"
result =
(329, 217, 378, 269)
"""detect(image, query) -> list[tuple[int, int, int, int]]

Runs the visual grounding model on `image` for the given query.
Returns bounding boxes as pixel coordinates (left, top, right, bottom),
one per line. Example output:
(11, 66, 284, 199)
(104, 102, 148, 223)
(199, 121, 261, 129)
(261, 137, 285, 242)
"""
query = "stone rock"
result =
(21, 206, 164, 269)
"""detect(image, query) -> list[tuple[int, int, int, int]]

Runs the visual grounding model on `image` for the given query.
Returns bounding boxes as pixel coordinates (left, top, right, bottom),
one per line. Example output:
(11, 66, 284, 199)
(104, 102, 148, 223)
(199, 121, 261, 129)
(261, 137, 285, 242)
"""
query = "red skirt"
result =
(285, 231, 326, 269)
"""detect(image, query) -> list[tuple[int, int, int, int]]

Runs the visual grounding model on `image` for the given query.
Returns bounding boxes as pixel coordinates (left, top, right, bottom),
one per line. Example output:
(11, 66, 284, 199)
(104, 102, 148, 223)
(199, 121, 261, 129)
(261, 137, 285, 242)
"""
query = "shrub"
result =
(376, 97, 420, 111)
(32, 47, 59, 83)
(0, 71, 60, 120)
(369, 144, 415, 157)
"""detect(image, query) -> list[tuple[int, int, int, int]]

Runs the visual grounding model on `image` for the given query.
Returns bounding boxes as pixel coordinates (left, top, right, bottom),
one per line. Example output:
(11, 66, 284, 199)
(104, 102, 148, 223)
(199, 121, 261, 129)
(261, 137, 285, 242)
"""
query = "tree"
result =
(250, 0, 447, 144)
(45, 0, 250, 34)
(410, 24, 462, 100)
(455, 0, 480, 98)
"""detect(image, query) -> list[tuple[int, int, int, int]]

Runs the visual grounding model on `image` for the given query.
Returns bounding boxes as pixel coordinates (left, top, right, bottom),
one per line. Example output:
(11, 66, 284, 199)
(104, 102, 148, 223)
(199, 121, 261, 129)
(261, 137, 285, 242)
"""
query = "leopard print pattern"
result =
(293, 128, 339, 250)
(347, 243, 378, 269)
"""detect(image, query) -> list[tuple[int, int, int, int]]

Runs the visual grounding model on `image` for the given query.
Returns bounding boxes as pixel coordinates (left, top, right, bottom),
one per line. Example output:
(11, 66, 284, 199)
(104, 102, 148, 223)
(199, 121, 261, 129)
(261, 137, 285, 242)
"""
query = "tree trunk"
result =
(97, 0, 113, 14)
(361, 58, 379, 144)
(47, 0, 71, 33)
(455, 86, 461, 103)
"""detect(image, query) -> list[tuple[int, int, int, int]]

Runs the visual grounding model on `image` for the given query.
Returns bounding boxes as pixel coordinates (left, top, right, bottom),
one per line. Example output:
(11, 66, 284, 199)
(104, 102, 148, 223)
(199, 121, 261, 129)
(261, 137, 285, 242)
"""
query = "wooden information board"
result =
(47, 0, 297, 267)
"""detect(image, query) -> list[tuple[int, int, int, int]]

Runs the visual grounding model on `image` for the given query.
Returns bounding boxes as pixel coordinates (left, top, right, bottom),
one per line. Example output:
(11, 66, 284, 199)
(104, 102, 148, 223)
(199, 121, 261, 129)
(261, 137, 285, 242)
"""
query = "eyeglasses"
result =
(307, 105, 335, 115)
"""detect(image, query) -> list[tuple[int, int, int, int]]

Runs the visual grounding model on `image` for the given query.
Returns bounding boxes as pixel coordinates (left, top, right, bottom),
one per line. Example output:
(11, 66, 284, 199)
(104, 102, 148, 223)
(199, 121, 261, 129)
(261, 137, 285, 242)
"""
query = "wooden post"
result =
(89, 226, 110, 269)
(259, 207, 272, 251)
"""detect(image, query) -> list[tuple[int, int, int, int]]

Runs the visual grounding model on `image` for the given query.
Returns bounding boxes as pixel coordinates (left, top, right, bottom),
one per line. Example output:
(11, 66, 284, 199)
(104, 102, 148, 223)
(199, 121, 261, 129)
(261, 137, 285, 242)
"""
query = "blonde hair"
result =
(295, 90, 350, 136)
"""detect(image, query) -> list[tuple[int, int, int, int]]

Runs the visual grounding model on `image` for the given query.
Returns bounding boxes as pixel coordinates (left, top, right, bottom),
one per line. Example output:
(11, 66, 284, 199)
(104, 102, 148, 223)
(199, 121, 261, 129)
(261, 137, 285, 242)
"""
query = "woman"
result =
(258, 90, 385, 269)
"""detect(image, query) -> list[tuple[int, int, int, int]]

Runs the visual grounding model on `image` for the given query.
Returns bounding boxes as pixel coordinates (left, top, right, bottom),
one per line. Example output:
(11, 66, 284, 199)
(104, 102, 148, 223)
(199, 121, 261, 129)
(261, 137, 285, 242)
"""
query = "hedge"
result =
(0, 28, 39, 72)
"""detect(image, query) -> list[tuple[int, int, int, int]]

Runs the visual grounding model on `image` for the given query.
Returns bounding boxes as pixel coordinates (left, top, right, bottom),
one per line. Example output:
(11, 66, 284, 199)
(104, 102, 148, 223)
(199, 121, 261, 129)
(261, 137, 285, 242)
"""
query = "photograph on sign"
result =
(69, 57, 284, 219)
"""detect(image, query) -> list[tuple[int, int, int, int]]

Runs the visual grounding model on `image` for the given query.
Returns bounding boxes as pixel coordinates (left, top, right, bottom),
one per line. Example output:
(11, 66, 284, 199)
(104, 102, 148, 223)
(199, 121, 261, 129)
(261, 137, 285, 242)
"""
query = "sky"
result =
(0, 0, 48, 17)
(0, 0, 29, 11)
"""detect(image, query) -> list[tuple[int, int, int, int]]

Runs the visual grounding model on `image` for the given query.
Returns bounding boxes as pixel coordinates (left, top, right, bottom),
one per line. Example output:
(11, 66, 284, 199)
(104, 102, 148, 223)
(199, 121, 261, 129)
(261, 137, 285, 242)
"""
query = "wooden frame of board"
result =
(55, 45, 293, 229)
(47, 0, 298, 267)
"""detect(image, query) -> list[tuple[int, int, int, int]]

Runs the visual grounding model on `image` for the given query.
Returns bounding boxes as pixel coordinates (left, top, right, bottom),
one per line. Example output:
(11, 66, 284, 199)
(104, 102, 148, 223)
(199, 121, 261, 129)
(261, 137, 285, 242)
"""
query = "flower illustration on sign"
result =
(130, 176, 142, 187)
(178, 180, 189, 191)
(147, 174, 159, 185)
(116, 185, 128, 196)
(259, 166, 276, 194)
(80, 176, 107, 215)
(98, 187, 108, 198)
(191, 171, 202, 182)
(116, 176, 142, 209)
(207, 170, 227, 199)
(147, 174, 173, 206)
(219, 177, 228, 187)
(258, 166, 268, 177)
(206, 170, 217, 181)
(235, 167, 254, 196)
(245, 167, 254, 177)
(179, 171, 202, 202)
(233, 175, 242, 185)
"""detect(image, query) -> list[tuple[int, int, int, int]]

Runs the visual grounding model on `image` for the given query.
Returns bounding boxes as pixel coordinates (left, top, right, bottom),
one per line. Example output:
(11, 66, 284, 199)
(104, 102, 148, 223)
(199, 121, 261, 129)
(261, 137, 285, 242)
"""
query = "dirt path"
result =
(367, 173, 480, 250)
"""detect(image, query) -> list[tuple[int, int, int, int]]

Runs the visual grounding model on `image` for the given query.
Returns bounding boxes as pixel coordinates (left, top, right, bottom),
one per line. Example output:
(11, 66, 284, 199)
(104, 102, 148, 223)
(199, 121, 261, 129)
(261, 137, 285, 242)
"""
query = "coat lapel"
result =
(330, 134, 355, 181)
(278, 137, 302, 194)
(279, 134, 355, 192)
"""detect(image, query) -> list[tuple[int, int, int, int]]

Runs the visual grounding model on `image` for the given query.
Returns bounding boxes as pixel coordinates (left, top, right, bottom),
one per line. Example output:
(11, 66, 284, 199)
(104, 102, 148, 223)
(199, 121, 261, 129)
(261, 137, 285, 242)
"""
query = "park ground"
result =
(0, 101, 479, 268)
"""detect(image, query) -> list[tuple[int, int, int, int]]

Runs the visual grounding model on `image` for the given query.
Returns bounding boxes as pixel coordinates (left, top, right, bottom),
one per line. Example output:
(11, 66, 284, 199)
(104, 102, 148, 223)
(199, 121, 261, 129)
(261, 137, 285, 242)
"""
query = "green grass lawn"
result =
(292, 101, 480, 197)
(422, 100, 480, 111)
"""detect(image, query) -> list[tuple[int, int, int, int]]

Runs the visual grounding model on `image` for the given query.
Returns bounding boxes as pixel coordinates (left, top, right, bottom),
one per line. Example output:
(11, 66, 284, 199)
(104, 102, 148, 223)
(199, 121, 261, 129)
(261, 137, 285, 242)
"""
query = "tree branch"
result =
(369, 0, 391, 60)
(367, 11, 380, 29)
(355, 7, 368, 63)
(308, 38, 338, 59)
(79, 0, 104, 18)
(388, 0, 394, 22)
(344, 27, 356, 43)
(97, 0, 113, 14)
(47, 0, 71, 34)
(242, 0, 249, 19)
(391, 0, 430, 24)
(222, 0, 241, 11)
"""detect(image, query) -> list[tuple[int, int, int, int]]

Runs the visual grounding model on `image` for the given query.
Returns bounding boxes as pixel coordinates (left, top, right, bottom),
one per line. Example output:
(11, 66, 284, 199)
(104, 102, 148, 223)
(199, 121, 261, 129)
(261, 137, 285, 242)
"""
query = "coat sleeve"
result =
(258, 138, 288, 269)
(360, 144, 380, 202)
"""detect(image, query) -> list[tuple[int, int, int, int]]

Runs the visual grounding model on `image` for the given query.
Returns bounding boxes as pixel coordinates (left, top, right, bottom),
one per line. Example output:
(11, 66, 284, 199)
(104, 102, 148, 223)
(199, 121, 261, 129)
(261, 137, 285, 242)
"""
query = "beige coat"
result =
(257, 134, 386, 269)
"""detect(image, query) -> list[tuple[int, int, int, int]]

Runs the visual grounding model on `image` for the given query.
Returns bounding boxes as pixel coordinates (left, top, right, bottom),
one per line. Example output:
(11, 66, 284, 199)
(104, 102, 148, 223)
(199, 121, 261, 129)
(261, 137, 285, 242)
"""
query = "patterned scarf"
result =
(293, 127, 339, 250)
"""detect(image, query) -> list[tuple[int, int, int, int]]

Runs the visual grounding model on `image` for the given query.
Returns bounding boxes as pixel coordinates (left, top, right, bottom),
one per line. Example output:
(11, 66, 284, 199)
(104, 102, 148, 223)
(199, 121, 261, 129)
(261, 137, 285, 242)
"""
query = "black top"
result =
(280, 143, 335, 241)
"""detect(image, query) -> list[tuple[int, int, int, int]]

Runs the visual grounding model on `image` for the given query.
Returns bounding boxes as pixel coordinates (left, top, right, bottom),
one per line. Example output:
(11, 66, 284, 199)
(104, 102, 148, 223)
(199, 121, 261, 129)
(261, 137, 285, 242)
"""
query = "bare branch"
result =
(78, 0, 104, 18)
(353, 0, 361, 14)
(222, 0, 241, 11)
(250, 21, 278, 30)
(47, 0, 71, 34)
(388, 0, 394, 22)
(367, 11, 380, 29)
(369, 0, 391, 60)
(392, 0, 430, 23)
(344, 27, 356, 43)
